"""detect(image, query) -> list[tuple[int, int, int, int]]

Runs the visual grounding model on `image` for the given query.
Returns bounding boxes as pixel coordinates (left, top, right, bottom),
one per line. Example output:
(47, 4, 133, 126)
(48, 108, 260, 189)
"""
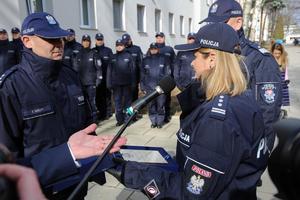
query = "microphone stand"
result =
(67, 112, 138, 200)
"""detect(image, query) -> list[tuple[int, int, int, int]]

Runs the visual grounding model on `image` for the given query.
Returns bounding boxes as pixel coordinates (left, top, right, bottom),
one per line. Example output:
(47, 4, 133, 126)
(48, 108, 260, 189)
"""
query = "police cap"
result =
(116, 39, 125, 46)
(82, 34, 91, 41)
(0, 28, 7, 34)
(149, 42, 158, 49)
(11, 27, 20, 33)
(67, 28, 75, 35)
(95, 33, 104, 40)
(175, 23, 239, 54)
(155, 32, 165, 37)
(199, 0, 243, 24)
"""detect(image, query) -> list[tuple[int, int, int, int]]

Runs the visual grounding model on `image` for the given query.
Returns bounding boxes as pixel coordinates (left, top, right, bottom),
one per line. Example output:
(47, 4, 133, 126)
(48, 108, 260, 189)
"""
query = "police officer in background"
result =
(107, 39, 135, 126)
(63, 28, 82, 68)
(200, 0, 282, 150)
(174, 32, 197, 91)
(141, 43, 169, 128)
(108, 23, 269, 199)
(11, 27, 23, 56)
(93, 33, 113, 121)
(0, 28, 20, 75)
(0, 12, 126, 199)
(74, 34, 102, 121)
(122, 33, 143, 120)
(155, 32, 176, 123)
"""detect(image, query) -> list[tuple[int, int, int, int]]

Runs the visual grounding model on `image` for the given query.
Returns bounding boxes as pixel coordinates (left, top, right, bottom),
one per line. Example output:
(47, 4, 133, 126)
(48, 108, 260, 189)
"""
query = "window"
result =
(169, 13, 175, 34)
(80, 0, 96, 28)
(188, 18, 192, 33)
(137, 5, 146, 32)
(155, 9, 161, 32)
(113, 0, 125, 30)
(180, 16, 184, 36)
(26, 0, 53, 14)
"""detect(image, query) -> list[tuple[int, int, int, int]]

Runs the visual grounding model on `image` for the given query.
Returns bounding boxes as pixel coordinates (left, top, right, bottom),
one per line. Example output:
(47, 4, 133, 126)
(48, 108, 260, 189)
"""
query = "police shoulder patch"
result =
(0, 67, 18, 88)
(210, 94, 228, 120)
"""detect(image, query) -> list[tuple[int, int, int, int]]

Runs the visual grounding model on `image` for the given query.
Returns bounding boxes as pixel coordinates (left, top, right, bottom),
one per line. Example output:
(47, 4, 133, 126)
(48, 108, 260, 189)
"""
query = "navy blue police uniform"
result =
(93, 33, 114, 120)
(10, 27, 24, 59)
(107, 39, 135, 126)
(73, 34, 102, 121)
(122, 33, 143, 104)
(174, 33, 197, 91)
(0, 13, 94, 199)
(199, 0, 282, 151)
(110, 23, 269, 200)
(155, 32, 176, 123)
(0, 29, 20, 75)
(63, 29, 82, 69)
(141, 43, 170, 127)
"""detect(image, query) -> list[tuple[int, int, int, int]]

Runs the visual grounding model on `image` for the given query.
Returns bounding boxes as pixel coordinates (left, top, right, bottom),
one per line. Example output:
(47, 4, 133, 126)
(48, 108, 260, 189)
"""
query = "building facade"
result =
(1, 0, 212, 52)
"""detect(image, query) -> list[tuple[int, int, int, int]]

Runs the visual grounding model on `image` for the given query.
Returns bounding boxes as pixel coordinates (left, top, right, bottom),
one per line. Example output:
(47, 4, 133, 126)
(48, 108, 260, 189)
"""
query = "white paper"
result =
(120, 149, 168, 164)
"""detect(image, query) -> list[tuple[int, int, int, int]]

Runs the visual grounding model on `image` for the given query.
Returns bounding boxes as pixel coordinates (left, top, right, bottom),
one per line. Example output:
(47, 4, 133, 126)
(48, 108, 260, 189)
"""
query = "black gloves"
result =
(107, 157, 127, 184)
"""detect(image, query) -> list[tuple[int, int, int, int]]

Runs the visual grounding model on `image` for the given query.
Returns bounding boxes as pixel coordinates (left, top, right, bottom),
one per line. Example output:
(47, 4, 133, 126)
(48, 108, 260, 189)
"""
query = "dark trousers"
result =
(113, 85, 132, 123)
(164, 92, 171, 120)
(84, 85, 97, 121)
(96, 82, 112, 120)
(132, 84, 139, 102)
(149, 94, 166, 126)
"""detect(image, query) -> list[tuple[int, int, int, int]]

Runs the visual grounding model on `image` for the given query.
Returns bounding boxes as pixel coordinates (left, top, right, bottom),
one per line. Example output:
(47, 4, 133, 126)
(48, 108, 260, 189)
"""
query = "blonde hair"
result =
(199, 48, 247, 100)
(271, 43, 288, 71)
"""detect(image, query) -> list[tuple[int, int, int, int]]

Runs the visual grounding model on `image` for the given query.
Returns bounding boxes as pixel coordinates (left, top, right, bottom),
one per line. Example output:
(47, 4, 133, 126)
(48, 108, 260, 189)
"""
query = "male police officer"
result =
(93, 33, 113, 121)
(155, 32, 175, 123)
(0, 12, 126, 199)
(122, 33, 143, 120)
(63, 28, 82, 68)
(73, 34, 102, 121)
(200, 0, 282, 150)
(11, 27, 23, 56)
(0, 28, 20, 75)
(174, 32, 197, 91)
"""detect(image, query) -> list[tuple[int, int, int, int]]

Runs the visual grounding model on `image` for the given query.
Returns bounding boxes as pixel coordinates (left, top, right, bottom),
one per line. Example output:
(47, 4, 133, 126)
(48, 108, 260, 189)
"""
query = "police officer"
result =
(174, 32, 197, 91)
(109, 23, 269, 200)
(141, 43, 169, 128)
(0, 12, 126, 199)
(63, 28, 82, 68)
(74, 34, 102, 121)
(107, 39, 135, 126)
(122, 33, 143, 120)
(155, 32, 176, 123)
(199, 0, 282, 150)
(11, 27, 23, 57)
(93, 33, 113, 121)
(0, 28, 20, 75)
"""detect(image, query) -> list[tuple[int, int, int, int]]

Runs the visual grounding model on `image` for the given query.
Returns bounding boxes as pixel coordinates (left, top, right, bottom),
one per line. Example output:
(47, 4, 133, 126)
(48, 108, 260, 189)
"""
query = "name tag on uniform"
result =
(103, 56, 109, 60)
(89, 58, 93, 61)
(8, 50, 15, 53)
(132, 53, 137, 57)
(159, 64, 164, 68)
(22, 104, 54, 120)
(165, 53, 171, 56)
(124, 58, 129, 62)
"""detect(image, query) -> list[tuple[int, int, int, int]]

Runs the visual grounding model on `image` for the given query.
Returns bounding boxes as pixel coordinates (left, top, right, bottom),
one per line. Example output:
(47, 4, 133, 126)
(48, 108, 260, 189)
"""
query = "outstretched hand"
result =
(68, 124, 127, 159)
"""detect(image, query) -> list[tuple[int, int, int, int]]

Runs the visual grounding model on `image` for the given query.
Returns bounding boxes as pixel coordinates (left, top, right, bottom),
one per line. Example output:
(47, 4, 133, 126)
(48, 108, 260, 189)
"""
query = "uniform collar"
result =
(0, 39, 9, 46)
(155, 43, 165, 48)
(22, 48, 62, 83)
(237, 28, 247, 49)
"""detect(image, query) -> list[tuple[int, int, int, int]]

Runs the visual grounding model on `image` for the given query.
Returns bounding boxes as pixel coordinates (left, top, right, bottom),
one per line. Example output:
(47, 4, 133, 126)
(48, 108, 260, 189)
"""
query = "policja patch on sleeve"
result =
(143, 179, 161, 199)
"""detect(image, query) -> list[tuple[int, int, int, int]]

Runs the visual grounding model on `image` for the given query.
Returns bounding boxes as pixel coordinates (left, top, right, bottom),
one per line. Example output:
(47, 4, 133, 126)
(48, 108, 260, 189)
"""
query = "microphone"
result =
(126, 76, 176, 115)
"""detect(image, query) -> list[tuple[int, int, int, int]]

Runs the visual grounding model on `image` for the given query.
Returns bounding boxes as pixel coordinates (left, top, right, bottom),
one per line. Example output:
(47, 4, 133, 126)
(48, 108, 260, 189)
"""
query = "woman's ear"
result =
(21, 36, 33, 49)
(209, 51, 216, 68)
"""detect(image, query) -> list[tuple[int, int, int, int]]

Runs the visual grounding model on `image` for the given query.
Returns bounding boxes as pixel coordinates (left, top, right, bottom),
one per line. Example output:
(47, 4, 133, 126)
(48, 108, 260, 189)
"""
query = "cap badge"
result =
(46, 15, 57, 25)
(210, 4, 218, 13)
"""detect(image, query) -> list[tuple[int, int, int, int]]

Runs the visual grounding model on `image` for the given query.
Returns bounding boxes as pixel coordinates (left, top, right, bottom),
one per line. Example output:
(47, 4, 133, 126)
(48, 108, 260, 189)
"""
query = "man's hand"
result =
(68, 124, 127, 159)
(0, 164, 47, 200)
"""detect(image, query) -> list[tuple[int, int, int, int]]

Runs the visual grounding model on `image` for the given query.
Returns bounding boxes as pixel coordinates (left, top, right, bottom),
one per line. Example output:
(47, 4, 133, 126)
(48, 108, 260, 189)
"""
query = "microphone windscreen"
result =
(158, 76, 176, 93)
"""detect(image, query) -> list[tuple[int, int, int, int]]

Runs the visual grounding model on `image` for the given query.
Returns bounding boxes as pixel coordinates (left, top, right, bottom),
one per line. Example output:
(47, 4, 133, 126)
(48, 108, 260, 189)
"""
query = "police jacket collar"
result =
(65, 39, 78, 48)
(95, 44, 105, 50)
(237, 28, 247, 49)
(155, 43, 165, 48)
(22, 48, 62, 83)
(0, 39, 9, 46)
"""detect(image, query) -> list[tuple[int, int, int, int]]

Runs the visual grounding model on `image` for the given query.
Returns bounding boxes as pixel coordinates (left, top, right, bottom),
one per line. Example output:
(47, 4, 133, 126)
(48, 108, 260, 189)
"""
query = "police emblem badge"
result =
(144, 179, 160, 199)
(187, 175, 205, 195)
(261, 84, 276, 104)
(46, 15, 57, 24)
(210, 4, 218, 13)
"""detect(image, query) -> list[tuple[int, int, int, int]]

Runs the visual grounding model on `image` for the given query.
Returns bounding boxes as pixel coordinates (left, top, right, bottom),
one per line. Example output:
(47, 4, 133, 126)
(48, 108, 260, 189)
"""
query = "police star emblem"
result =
(46, 15, 57, 24)
(187, 175, 205, 195)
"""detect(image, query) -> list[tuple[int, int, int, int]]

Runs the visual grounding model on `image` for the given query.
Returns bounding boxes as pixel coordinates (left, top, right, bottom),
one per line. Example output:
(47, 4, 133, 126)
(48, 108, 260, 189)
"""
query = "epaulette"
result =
(0, 67, 18, 88)
(210, 94, 229, 120)
(248, 42, 270, 55)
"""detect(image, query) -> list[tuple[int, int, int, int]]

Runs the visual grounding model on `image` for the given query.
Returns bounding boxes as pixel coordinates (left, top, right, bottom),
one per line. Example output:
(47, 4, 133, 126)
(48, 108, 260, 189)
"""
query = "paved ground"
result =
(86, 45, 300, 200)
